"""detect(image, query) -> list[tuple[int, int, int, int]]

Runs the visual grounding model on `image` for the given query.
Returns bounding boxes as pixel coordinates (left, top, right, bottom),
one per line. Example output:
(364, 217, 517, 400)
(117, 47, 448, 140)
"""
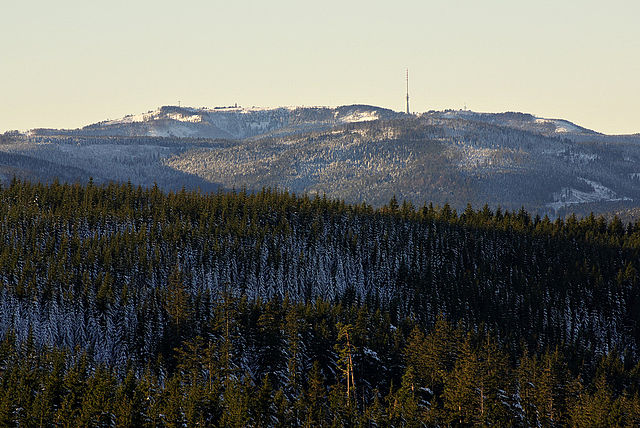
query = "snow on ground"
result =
(535, 118, 580, 133)
(166, 113, 202, 123)
(542, 149, 598, 164)
(103, 107, 209, 126)
(339, 111, 380, 123)
(105, 112, 154, 125)
(542, 148, 564, 156)
(455, 146, 497, 170)
(249, 120, 275, 130)
(104, 106, 310, 126)
(441, 110, 475, 119)
(87, 105, 397, 141)
(363, 347, 380, 361)
(450, 139, 524, 172)
(547, 178, 632, 211)
(569, 152, 599, 163)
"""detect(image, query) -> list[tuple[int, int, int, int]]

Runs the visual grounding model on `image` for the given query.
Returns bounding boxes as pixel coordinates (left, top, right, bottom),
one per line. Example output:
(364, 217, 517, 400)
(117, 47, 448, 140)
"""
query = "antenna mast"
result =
(405, 69, 410, 115)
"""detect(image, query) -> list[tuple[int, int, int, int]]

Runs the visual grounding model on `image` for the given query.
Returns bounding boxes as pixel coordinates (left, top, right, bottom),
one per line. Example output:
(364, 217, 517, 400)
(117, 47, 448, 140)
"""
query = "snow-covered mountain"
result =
(7, 104, 640, 219)
(434, 110, 597, 136)
(32, 105, 402, 139)
(31, 105, 596, 140)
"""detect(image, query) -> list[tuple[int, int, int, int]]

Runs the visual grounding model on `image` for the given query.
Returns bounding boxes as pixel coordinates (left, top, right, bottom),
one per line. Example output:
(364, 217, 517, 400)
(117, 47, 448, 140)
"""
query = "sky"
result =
(1, 0, 638, 134)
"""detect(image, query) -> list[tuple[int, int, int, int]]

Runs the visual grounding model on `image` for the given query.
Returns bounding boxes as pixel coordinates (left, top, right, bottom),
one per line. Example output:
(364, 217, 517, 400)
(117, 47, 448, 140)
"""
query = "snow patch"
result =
(103, 108, 206, 126)
(363, 347, 380, 361)
(561, 151, 599, 164)
(547, 178, 632, 211)
(166, 113, 202, 123)
(339, 111, 379, 123)
(570, 152, 598, 163)
(249, 120, 275, 130)
(456, 146, 497, 169)
(535, 118, 580, 133)
(452, 141, 523, 172)
(441, 110, 476, 119)
(106, 112, 154, 125)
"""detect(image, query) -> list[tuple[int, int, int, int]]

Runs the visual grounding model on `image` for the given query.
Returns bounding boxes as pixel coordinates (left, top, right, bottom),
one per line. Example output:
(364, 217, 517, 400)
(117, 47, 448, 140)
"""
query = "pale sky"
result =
(2, 0, 638, 134)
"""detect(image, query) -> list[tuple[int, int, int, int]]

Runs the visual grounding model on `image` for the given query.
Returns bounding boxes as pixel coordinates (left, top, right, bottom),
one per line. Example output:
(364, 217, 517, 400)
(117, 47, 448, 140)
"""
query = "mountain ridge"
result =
(30, 104, 403, 139)
(28, 104, 628, 140)
(5, 104, 640, 219)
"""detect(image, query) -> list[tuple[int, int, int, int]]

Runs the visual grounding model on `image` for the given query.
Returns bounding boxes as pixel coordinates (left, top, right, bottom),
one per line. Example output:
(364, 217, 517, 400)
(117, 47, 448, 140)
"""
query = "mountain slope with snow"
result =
(435, 110, 597, 137)
(32, 105, 402, 139)
(7, 105, 640, 218)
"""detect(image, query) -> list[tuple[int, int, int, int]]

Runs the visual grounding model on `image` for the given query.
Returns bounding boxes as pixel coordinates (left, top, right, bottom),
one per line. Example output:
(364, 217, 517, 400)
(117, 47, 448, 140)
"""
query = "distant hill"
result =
(31, 104, 402, 139)
(433, 109, 599, 136)
(4, 105, 640, 218)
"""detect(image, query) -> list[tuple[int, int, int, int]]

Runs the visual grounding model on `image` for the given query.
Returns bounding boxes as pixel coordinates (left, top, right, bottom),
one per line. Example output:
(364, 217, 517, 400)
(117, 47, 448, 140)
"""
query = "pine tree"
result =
(221, 376, 251, 428)
(443, 334, 479, 425)
(389, 365, 424, 427)
(335, 323, 357, 405)
(253, 374, 275, 428)
(55, 353, 89, 426)
(304, 361, 327, 427)
(163, 263, 192, 338)
(114, 369, 146, 428)
(159, 375, 186, 428)
(78, 366, 116, 427)
(422, 317, 462, 400)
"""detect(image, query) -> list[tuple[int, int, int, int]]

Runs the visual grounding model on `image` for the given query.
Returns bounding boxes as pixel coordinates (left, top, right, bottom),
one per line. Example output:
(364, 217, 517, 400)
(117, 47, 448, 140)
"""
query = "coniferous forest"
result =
(2, 178, 640, 426)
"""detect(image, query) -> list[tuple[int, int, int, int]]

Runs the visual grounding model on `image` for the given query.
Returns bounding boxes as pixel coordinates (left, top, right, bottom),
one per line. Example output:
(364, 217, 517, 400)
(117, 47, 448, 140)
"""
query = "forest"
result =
(6, 109, 640, 219)
(1, 178, 640, 426)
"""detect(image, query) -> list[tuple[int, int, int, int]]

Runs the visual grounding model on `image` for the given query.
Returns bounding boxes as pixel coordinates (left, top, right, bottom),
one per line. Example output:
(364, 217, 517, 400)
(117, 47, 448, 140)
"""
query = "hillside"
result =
(1, 180, 640, 425)
(165, 115, 640, 214)
(31, 104, 402, 139)
(2, 105, 640, 218)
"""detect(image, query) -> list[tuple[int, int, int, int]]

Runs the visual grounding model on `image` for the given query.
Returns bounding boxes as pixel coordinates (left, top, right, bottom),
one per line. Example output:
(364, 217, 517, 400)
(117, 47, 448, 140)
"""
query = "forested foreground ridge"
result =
(2, 179, 640, 426)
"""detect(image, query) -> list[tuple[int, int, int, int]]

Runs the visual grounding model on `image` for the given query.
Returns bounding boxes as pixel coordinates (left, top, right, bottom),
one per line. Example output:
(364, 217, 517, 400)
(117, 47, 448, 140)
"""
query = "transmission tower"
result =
(405, 69, 410, 115)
